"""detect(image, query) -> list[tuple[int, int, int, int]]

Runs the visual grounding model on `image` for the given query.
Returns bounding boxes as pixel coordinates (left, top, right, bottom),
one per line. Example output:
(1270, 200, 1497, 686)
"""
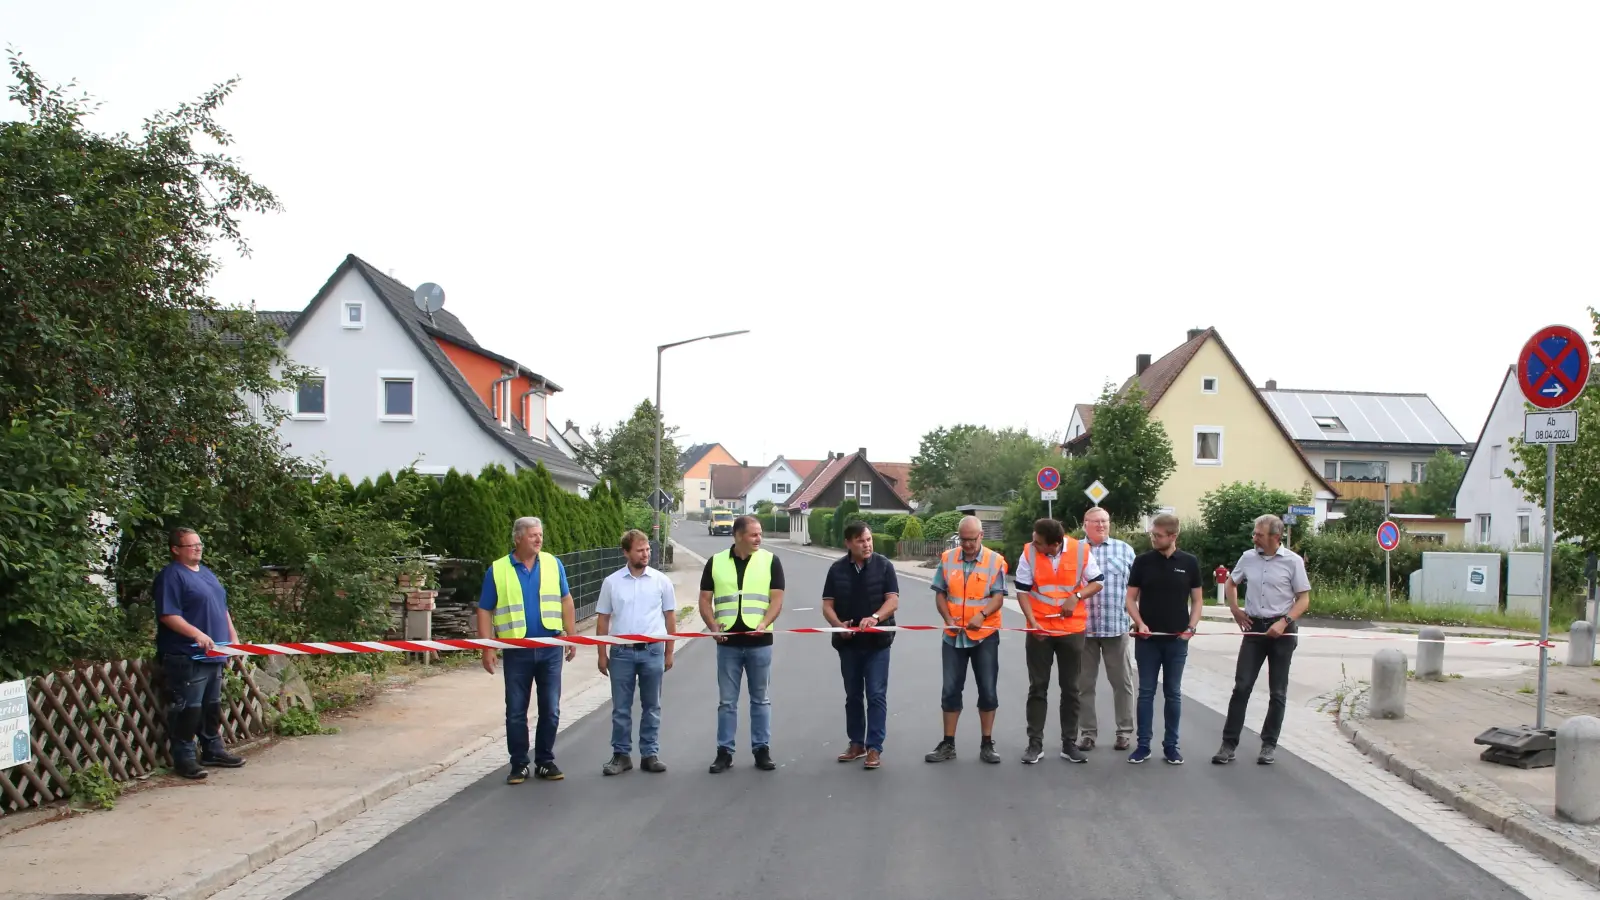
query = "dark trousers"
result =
(1134, 637, 1189, 752)
(1024, 632, 1085, 747)
(161, 655, 227, 763)
(837, 641, 891, 751)
(1221, 619, 1298, 749)
(941, 634, 999, 712)
(503, 647, 564, 767)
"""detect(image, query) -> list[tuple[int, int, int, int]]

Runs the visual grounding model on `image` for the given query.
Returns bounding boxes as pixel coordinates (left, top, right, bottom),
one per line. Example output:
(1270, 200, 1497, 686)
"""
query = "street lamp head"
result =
(659, 329, 751, 351)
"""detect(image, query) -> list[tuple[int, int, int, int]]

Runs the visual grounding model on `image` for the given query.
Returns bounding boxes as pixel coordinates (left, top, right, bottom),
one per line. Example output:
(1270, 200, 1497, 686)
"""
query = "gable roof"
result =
(679, 443, 720, 475)
(285, 255, 594, 486)
(787, 459, 823, 479)
(1261, 388, 1466, 446)
(783, 452, 913, 512)
(259, 310, 302, 331)
(1071, 403, 1095, 432)
(709, 464, 764, 499)
(871, 461, 915, 504)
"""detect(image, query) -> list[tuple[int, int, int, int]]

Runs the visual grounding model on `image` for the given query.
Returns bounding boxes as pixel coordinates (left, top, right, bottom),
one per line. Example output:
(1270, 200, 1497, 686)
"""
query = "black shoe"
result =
(506, 764, 530, 785)
(1060, 743, 1087, 764)
(602, 754, 632, 776)
(709, 748, 734, 774)
(534, 762, 564, 781)
(641, 755, 667, 773)
(200, 747, 245, 769)
(979, 739, 1001, 764)
(1257, 745, 1277, 765)
(753, 746, 777, 771)
(924, 739, 957, 763)
(174, 757, 208, 780)
(1211, 743, 1236, 765)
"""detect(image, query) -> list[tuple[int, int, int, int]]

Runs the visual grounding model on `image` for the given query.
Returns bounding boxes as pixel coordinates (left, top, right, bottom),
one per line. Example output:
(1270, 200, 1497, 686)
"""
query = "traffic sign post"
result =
(1037, 467, 1060, 519)
(1377, 520, 1401, 614)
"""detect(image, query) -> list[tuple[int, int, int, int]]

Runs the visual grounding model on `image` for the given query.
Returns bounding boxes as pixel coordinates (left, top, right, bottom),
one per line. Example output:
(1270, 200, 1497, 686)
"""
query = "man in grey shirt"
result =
(1212, 514, 1310, 766)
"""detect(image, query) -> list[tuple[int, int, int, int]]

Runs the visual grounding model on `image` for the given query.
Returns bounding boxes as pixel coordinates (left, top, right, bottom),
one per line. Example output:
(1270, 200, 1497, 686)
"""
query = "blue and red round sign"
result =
(1037, 467, 1060, 491)
(1376, 520, 1401, 552)
(1518, 324, 1591, 411)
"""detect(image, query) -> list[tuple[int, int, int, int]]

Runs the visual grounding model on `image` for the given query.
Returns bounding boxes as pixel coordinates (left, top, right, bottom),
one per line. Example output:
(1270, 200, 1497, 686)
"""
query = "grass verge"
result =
(1308, 586, 1543, 632)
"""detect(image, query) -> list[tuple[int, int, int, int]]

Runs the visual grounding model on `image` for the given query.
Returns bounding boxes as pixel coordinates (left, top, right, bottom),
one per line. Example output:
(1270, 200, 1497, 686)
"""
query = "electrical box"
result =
(1505, 551, 1545, 617)
(1415, 552, 1500, 612)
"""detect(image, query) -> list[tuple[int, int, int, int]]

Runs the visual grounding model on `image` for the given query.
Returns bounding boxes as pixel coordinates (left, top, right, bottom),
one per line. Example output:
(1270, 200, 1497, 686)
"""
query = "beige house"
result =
(1065, 328, 1338, 525)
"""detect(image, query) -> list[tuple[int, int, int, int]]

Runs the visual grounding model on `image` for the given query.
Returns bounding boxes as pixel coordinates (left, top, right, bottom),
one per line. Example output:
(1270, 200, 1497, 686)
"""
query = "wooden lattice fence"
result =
(1, 658, 274, 814)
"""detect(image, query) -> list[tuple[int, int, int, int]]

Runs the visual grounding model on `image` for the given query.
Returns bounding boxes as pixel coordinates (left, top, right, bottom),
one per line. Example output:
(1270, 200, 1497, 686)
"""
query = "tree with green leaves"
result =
(911, 426, 1051, 512)
(1509, 307, 1600, 551)
(1391, 448, 1468, 516)
(575, 399, 683, 504)
(1068, 383, 1176, 524)
(909, 424, 984, 511)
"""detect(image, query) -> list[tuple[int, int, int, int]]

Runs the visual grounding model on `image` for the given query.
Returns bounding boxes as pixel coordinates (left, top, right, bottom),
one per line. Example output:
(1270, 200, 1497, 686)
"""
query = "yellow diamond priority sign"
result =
(1084, 480, 1110, 507)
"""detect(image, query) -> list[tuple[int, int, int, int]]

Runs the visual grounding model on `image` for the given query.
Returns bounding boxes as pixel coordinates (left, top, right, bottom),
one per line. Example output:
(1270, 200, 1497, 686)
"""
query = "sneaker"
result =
(1059, 743, 1087, 764)
(709, 748, 734, 774)
(837, 743, 867, 763)
(200, 747, 245, 769)
(1164, 747, 1184, 766)
(641, 755, 667, 773)
(1077, 735, 1096, 752)
(1211, 743, 1236, 765)
(1114, 735, 1132, 752)
(863, 749, 882, 770)
(534, 763, 564, 781)
(506, 763, 530, 785)
(602, 753, 633, 776)
(925, 739, 957, 762)
(979, 739, 1001, 764)
(1127, 745, 1152, 764)
(174, 757, 209, 780)
(753, 746, 777, 771)
(1257, 745, 1277, 765)
(1021, 743, 1044, 765)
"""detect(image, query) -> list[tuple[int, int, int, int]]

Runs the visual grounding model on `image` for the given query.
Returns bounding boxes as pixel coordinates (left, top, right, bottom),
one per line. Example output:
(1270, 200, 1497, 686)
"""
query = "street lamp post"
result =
(652, 330, 750, 552)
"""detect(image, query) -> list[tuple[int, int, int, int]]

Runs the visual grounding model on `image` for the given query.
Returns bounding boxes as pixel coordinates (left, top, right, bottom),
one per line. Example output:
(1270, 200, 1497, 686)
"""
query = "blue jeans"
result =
(1134, 637, 1189, 751)
(161, 655, 227, 763)
(503, 647, 563, 767)
(610, 643, 665, 756)
(940, 634, 999, 712)
(837, 642, 891, 751)
(716, 644, 772, 752)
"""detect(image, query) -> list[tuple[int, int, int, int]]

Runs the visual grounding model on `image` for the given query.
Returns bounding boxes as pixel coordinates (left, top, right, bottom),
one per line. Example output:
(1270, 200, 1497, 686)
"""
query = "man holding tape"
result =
(926, 516, 1008, 765)
(1125, 513, 1204, 764)
(154, 527, 245, 780)
(700, 515, 786, 774)
(479, 516, 578, 785)
(596, 529, 677, 776)
(822, 520, 899, 770)
(1015, 517, 1103, 765)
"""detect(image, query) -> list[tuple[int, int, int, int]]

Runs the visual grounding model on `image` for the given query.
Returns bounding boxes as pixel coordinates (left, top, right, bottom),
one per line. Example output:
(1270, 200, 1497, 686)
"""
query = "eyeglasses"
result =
(177, 542, 203, 549)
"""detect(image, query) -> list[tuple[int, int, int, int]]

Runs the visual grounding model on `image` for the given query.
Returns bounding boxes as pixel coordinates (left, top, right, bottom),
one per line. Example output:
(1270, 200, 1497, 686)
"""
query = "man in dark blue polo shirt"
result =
(822, 521, 900, 769)
(154, 527, 244, 780)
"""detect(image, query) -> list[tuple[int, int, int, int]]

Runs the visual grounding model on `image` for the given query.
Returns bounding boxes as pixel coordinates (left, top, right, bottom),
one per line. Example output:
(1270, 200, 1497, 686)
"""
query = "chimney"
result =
(1136, 354, 1152, 376)
(858, 447, 867, 459)
(742, 460, 748, 467)
(1187, 327, 1205, 341)
(1265, 379, 1277, 391)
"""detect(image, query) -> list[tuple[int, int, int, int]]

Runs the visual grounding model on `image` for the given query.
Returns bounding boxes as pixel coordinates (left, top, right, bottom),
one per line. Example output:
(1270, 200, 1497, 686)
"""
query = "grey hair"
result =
(958, 515, 983, 533)
(1253, 514, 1284, 537)
(513, 516, 544, 540)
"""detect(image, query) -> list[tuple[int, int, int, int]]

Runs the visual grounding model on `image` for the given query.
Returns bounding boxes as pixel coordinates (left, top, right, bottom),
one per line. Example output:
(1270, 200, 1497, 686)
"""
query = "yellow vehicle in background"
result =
(708, 509, 735, 536)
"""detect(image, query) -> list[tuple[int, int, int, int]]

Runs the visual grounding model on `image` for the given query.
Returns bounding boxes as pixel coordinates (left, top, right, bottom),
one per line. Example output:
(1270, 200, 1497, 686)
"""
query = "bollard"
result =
(1556, 716, 1600, 824)
(1416, 626, 1445, 680)
(1370, 648, 1408, 719)
(1569, 621, 1596, 668)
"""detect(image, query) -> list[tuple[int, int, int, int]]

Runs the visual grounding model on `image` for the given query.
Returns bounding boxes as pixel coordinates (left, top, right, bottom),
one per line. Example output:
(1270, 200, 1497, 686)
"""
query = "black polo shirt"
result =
(700, 548, 786, 648)
(822, 552, 900, 649)
(1128, 548, 1203, 636)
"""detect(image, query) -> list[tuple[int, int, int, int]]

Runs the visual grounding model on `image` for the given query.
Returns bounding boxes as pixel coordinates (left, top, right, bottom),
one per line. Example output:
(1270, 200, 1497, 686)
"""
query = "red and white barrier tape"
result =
(203, 624, 1553, 657)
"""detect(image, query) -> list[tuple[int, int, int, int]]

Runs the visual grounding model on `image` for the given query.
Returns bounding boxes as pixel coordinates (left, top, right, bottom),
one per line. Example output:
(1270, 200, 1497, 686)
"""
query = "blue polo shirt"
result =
(154, 562, 232, 660)
(478, 554, 571, 638)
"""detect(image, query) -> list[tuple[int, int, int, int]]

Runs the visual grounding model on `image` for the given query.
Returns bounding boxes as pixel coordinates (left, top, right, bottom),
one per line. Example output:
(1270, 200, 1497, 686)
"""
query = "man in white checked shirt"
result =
(1075, 507, 1137, 752)
(596, 530, 678, 776)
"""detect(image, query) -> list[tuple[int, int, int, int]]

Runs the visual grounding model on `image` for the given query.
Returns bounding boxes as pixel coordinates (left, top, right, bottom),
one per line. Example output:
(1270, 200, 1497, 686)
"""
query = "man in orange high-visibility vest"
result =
(1015, 517, 1103, 765)
(925, 516, 1009, 765)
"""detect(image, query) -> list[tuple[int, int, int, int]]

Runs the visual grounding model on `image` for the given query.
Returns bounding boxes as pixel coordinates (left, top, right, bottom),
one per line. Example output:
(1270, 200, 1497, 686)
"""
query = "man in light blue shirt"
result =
(597, 529, 678, 776)
(1077, 507, 1137, 752)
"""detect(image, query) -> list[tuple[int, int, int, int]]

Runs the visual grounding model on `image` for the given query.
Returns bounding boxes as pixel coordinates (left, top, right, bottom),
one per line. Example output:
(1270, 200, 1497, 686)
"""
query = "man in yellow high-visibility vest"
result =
(699, 515, 785, 774)
(478, 516, 577, 784)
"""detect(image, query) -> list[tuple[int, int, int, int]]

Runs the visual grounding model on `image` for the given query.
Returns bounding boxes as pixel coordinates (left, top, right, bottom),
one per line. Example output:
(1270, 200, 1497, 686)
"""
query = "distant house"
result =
(735, 456, 817, 511)
(679, 442, 740, 512)
(784, 448, 915, 544)
(1454, 366, 1554, 548)
(1065, 404, 1094, 443)
(1259, 384, 1469, 511)
(262, 255, 595, 492)
(709, 463, 765, 509)
(1063, 328, 1337, 524)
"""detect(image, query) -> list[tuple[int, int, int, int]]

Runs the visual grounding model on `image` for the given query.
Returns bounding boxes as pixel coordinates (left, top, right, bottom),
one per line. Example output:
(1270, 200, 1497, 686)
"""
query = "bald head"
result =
(957, 515, 984, 558)
(958, 515, 983, 537)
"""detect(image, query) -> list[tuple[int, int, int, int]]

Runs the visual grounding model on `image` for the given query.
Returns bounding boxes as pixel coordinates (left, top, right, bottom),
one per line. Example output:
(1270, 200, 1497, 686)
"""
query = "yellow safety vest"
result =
(490, 552, 564, 638)
(711, 548, 773, 631)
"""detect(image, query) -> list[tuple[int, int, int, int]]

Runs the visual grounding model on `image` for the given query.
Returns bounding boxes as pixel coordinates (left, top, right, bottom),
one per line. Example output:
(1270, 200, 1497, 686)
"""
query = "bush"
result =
(833, 499, 861, 546)
(883, 514, 909, 539)
(901, 516, 925, 541)
(1197, 482, 1311, 567)
(923, 511, 963, 542)
(810, 511, 835, 547)
(877, 535, 897, 558)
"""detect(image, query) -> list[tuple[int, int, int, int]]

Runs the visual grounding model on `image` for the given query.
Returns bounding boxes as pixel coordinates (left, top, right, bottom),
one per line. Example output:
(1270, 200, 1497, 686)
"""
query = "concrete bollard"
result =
(1370, 648, 1408, 719)
(1416, 626, 1445, 680)
(1569, 621, 1596, 667)
(1556, 716, 1600, 824)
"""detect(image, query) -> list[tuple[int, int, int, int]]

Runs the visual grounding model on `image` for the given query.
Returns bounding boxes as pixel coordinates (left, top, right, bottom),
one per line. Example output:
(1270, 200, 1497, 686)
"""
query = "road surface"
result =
(282, 530, 1523, 900)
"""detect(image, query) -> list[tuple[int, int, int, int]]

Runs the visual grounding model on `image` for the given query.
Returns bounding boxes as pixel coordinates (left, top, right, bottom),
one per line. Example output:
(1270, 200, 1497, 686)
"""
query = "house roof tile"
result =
(709, 464, 764, 499)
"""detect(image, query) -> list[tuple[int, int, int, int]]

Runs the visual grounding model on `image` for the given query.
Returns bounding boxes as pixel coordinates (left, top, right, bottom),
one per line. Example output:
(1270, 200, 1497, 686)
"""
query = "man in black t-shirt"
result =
(1124, 513, 1204, 765)
(821, 521, 900, 769)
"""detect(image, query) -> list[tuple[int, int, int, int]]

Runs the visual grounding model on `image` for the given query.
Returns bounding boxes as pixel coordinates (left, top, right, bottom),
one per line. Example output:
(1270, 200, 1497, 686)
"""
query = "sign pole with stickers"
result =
(1037, 467, 1060, 520)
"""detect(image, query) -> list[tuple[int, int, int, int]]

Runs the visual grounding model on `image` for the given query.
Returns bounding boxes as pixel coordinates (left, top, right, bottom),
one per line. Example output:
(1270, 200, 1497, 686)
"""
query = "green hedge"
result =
(810, 510, 835, 547)
(901, 517, 926, 540)
(923, 511, 963, 542)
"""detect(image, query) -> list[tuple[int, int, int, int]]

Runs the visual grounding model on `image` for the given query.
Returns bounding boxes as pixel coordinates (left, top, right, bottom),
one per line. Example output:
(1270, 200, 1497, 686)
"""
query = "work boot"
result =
(837, 743, 867, 762)
(173, 756, 208, 780)
(1257, 744, 1277, 766)
(709, 748, 734, 774)
(1077, 735, 1095, 752)
(753, 746, 777, 771)
(979, 739, 1001, 764)
(924, 739, 957, 763)
(603, 753, 633, 776)
(1211, 743, 1236, 765)
(200, 744, 245, 769)
(1021, 742, 1044, 765)
(640, 755, 667, 773)
(1114, 735, 1132, 752)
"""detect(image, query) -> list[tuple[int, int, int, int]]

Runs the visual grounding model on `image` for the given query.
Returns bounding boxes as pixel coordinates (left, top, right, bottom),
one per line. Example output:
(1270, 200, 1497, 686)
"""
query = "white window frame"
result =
(1193, 426, 1224, 466)
(1411, 461, 1427, 483)
(342, 301, 365, 329)
(292, 369, 328, 421)
(1201, 376, 1218, 394)
(859, 482, 873, 506)
(844, 481, 857, 498)
(1325, 459, 1388, 483)
(1517, 511, 1531, 546)
(415, 464, 449, 483)
(772, 482, 790, 494)
(1477, 514, 1492, 543)
(377, 370, 418, 422)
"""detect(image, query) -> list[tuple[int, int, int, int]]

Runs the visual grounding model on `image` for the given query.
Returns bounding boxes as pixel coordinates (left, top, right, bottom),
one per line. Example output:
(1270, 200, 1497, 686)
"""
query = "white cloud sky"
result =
(7, 1, 1597, 465)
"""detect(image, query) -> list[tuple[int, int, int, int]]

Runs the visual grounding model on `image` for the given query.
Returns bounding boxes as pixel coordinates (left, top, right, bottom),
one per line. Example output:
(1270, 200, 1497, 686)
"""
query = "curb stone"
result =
(1335, 696, 1600, 888)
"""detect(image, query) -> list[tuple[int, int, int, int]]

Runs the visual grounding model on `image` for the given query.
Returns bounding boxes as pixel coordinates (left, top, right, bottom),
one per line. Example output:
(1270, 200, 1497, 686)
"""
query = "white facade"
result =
(1300, 448, 1441, 486)
(274, 269, 515, 482)
(743, 457, 807, 510)
(1454, 368, 1545, 549)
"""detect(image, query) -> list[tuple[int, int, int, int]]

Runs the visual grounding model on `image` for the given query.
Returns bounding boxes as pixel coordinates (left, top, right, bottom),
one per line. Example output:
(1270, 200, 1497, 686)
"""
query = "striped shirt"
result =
(1086, 537, 1136, 637)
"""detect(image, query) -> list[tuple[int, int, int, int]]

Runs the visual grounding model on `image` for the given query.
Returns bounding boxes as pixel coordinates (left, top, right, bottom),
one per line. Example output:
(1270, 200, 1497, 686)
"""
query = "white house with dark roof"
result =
(261, 255, 596, 492)
(1454, 366, 1551, 548)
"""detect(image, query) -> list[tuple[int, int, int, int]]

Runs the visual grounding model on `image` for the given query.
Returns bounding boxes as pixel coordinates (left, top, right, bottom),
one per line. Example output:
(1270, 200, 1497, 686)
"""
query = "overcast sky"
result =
(8, 2, 1598, 466)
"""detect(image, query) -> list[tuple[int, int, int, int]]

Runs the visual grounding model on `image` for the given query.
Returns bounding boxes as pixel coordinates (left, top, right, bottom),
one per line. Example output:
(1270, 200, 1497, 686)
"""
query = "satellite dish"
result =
(413, 283, 446, 313)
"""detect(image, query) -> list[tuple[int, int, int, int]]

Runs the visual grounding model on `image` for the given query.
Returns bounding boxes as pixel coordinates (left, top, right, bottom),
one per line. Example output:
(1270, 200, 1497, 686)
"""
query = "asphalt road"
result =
(286, 529, 1521, 900)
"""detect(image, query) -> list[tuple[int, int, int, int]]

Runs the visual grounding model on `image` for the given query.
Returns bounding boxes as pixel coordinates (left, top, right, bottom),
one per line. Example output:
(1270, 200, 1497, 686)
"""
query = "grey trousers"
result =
(1077, 634, 1135, 740)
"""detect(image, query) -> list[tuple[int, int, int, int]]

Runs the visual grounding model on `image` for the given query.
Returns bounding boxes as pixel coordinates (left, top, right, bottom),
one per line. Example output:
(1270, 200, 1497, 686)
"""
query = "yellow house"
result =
(679, 442, 740, 512)
(1065, 328, 1338, 525)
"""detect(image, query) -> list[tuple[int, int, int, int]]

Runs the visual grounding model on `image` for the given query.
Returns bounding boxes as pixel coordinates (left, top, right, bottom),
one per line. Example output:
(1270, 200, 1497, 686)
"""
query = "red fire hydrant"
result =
(1214, 565, 1229, 606)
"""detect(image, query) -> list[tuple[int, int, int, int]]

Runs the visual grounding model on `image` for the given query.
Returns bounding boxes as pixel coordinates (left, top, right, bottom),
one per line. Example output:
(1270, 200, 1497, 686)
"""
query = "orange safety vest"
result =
(1023, 538, 1090, 635)
(939, 546, 1006, 640)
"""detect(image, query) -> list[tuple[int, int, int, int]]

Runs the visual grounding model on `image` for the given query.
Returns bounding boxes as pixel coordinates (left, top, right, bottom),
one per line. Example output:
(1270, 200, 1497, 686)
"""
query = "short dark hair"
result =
(620, 529, 650, 551)
(842, 520, 871, 543)
(1151, 513, 1181, 534)
(170, 527, 199, 548)
(733, 515, 759, 536)
(1033, 518, 1065, 545)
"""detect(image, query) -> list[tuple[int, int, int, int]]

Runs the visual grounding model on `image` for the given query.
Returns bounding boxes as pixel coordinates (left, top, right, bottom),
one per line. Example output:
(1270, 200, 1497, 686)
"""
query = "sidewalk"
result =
(0, 565, 705, 900)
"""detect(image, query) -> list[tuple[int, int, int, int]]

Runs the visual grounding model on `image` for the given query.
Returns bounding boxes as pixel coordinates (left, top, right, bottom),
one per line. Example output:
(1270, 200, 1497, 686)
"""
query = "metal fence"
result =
(560, 546, 628, 620)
